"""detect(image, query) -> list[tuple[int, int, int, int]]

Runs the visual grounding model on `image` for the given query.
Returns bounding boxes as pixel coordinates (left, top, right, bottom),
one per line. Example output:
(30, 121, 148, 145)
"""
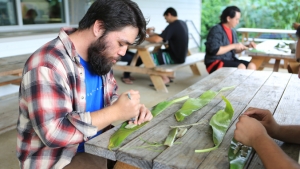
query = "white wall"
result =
(0, 0, 201, 58)
(134, 0, 201, 49)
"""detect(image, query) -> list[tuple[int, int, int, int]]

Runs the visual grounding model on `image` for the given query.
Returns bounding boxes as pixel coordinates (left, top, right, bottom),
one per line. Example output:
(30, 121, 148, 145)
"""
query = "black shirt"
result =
(159, 20, 189, 63)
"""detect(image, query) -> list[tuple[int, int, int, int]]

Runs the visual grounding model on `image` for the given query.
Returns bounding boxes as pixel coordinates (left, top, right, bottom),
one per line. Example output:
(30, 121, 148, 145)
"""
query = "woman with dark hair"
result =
(204, 6, 256, 74)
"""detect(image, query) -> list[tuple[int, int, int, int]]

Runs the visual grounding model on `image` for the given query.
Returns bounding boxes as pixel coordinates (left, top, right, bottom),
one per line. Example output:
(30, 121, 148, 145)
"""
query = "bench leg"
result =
(150, 75, 168, 93)
(189, 64, 201, 76)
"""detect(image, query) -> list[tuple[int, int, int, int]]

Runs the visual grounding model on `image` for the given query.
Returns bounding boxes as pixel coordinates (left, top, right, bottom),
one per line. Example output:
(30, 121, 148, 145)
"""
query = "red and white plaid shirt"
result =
(17, 28, 119, 169)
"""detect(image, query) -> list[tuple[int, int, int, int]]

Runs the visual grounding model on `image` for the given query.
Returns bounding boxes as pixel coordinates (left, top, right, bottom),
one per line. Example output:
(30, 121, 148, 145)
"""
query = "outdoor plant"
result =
(200, 0, 300, 51)
(108, 95, 189, 150)
(195, 96, 234, 153)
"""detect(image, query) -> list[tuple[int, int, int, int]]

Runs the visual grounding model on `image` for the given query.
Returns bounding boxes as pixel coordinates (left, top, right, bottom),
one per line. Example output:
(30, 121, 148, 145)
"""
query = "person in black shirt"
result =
(121, 7, 188, 84)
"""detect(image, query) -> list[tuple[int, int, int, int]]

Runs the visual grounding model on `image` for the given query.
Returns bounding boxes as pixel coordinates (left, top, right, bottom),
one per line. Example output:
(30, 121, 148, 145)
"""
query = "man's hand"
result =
(129, 104, 153, 125)
(243, 107, 280, 138)
(113, 90, 141, 121)
(146, 27, 155, 35)
(234, 115, 270, 147)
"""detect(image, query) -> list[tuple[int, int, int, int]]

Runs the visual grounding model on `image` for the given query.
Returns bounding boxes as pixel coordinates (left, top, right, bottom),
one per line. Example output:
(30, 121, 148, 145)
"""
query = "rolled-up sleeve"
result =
(205, 27, 224, 56)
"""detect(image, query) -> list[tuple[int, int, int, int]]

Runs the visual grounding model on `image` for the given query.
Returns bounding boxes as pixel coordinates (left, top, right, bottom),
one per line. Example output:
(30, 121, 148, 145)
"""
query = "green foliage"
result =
(195, 96, 234, 153)
(108, 96, 189, 150)
(201, 0, 300, 51)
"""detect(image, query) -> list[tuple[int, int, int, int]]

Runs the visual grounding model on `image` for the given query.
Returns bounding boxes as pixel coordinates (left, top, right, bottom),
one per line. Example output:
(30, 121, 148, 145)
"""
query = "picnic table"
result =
(237, 28, 296, 43)
(113, 41, 203, 93)
(0, 54, 28, 86)
(85, 68, 300, 169)
(246, 40, 296, 71)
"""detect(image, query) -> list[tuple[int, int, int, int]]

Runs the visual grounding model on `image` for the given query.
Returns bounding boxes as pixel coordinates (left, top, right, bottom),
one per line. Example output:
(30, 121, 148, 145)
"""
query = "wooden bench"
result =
(154, 52, 204, 75)
(0, 75, 22, 86)
(113, 52, 204, 78)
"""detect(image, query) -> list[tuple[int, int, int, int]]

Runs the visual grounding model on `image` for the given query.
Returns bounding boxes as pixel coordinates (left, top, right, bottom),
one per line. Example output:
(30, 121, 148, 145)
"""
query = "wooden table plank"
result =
(116, 69, 255, 168)
(85, 69, 300, 169)
(197, 72, 291, 169)
(153, 70, 273, 168)
(85, 68, 237, 161)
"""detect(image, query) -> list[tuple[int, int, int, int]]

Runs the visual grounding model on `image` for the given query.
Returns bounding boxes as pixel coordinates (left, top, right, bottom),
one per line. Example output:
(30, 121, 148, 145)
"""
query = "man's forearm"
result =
(253, 135, 300, 169)
(90, 106, 119, 130)
(274, 125, 300, 144)
(216, 44, 235, 55)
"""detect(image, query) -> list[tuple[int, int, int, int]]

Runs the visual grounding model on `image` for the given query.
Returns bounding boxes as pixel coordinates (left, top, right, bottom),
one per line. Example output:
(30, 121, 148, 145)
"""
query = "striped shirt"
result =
(17, 28, 119, 169)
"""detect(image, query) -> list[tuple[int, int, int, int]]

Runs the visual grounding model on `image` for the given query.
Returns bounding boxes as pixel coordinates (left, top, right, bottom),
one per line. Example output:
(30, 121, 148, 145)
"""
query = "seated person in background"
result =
(293, 22, 300, 59)
(204, 6, 256, 74)
(121, 7, 189, 84)
(234, 107, 300, 169)
(287, 22, 300, 73)
(120, 50, 143, 84)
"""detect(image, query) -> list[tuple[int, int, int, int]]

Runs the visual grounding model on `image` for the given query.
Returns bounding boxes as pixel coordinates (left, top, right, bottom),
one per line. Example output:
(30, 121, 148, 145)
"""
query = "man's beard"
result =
(87, 36, 120, 76)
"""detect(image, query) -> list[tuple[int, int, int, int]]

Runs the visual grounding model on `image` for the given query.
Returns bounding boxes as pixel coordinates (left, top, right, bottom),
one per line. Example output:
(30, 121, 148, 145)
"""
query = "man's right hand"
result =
(234, 115, 269, 147)
(114, 90, 141, 121)
(243, 107, 280, 138)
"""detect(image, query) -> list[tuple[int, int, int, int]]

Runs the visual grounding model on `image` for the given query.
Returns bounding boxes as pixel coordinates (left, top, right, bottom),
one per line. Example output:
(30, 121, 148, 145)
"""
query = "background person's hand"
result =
(249, 41, 257, 48)
(114, 90, 141, 121)
(146, 27, 155, 35)
(234, 43, 248, 51)
(243, 107, 280, 138)
(234, 115, 270, 147)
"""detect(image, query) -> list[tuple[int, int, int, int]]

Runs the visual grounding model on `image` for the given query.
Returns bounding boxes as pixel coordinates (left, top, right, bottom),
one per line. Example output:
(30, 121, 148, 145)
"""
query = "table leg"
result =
(129, 52, 139, 66)
(273, 59, 280, 72)
(190, 64, 201, 75)
(250, 57, 265, 70)
(138, 49, 168, 92)
(113, 161, 139, 169)
(150, 75, 168, 93)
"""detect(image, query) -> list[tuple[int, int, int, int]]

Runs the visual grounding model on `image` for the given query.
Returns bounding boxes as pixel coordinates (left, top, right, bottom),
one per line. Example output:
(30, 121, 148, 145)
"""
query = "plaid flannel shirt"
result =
(17, 28, 119, 169)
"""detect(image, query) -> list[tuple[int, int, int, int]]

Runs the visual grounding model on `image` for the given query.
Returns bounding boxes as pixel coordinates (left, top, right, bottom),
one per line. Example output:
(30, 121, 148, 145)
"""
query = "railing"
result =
(185, 20, 201, 48)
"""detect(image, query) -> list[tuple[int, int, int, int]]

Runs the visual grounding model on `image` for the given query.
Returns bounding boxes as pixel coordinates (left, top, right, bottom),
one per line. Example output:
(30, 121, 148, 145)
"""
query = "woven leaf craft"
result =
(108, 95, 189, 150)
(195, 96, 234, 153)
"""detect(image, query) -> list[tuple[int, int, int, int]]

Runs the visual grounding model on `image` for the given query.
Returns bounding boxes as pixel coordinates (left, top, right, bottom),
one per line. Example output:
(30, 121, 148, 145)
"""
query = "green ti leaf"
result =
(164, 128, 178, 147)
(195, 96, 234, 153)
(228, 138, 253, 169)
(175, 86, 235, 122)
(108, 95, 189, 150)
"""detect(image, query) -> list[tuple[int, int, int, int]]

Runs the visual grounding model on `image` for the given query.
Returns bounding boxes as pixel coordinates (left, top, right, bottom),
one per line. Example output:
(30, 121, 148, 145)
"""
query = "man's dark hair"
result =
(220, 6, 241, 24)
(163, 7, 177, 17)
(78, 0, 147, 45)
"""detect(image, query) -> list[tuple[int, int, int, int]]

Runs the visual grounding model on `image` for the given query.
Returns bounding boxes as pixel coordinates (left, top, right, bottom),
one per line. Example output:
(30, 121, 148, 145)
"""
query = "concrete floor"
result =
(0, 60, 209, 169)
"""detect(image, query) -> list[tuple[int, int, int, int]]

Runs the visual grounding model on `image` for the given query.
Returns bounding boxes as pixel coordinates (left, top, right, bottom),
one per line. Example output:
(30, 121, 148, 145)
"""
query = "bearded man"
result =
(16, 0, 152, 169)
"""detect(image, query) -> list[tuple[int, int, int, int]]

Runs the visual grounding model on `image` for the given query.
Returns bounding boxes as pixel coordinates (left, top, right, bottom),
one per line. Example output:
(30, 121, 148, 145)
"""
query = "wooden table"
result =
(237, 28, 296, 44)
(246, 40, 296, 71)
(114, 41, 172, 93)
(85, 68, 300, 169)
(113, 41, 202, 93)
